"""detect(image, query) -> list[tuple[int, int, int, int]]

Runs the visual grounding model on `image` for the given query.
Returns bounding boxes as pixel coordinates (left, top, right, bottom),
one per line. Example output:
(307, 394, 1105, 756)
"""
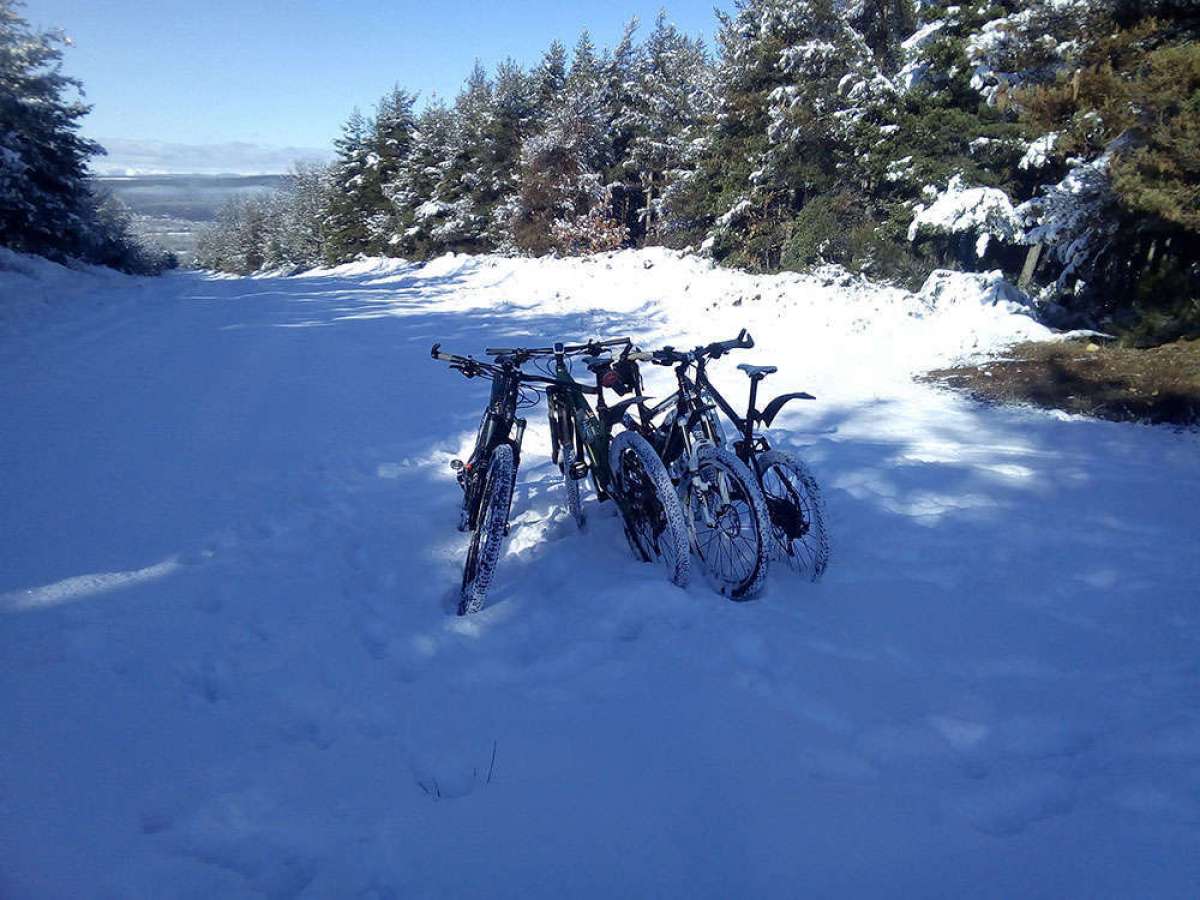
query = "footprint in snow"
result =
(949, 772, 1075, 836)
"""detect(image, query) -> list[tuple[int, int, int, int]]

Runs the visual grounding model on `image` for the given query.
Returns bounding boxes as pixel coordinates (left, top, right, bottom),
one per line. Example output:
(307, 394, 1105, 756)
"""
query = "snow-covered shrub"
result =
(908, 174, 1024, 259)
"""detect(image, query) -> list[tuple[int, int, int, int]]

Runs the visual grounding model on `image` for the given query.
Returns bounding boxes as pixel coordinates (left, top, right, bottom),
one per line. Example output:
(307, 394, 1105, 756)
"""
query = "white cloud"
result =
(88, 138, 332, 176)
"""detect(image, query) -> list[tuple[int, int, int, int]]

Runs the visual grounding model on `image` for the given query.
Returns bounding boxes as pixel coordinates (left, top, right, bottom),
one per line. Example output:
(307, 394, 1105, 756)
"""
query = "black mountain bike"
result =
(430, 343, 559, 615)
(632, 336, 772, 599)
(484, 338, 690, 587)
(642, 330, 830, 581)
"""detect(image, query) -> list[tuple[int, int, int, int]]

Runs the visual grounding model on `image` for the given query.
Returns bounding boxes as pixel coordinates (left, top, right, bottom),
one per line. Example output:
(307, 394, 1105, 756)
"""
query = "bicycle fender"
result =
(758, 391, 815, 427)
(600, 396, 646, 429)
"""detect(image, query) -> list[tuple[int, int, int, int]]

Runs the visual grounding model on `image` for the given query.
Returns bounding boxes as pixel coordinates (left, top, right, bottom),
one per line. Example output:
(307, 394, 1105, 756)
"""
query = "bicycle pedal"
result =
(569, 460, 589, 480)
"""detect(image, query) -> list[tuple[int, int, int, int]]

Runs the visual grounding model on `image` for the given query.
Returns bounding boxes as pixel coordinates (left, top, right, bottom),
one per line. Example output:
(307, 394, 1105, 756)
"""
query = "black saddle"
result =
(737, 363, 777, 378)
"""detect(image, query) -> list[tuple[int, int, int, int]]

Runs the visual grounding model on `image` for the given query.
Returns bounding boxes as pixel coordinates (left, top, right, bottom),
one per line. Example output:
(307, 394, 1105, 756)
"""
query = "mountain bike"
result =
(430, 343, 558, 615)
(484, 338, 690, 587)
(624, 336, 771, 598)
(641, 330, 830, 581)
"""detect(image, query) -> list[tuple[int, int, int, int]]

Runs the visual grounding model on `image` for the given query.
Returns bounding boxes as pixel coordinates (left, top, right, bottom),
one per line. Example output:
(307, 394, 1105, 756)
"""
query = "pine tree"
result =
(275, 162, 333, 266)
(1015, 3, 1200, 341)
(602, 17, 644, 239)
(534, 40, 568, 118)
(483, 59, 537, 248)
(323, 108, 372, 262)
(851, 0, 916, 75)
(567, 31, 602, 98)
(511, 66, 619, 254)
(385, 98, 455, 257)
(361, 87, 416, 255)
(0, 0, 99, 257)
(621, 13, 713, 244)
(676, 1, 881, 268)
(425, 61, 493, 252)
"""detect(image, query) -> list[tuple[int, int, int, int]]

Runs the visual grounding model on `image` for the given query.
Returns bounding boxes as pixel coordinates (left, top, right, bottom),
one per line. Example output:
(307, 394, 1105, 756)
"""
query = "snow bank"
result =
(0, 248, 146, 350)
(281, 248, 1051, 403)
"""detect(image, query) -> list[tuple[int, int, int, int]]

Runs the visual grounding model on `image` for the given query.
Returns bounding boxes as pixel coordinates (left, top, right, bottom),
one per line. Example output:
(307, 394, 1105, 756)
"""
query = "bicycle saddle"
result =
(737, 363, 777, 378)
(582, 354, 612, 371)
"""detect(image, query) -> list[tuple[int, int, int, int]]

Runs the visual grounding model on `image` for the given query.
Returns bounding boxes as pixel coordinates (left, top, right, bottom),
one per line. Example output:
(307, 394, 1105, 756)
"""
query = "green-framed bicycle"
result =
(485, 338, 690, 587)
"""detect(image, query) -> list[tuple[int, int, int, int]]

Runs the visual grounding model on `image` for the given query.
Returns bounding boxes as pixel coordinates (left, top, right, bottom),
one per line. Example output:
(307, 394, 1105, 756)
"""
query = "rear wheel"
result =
(458, 444, 515, 615)
(609, 431, 689, 587)
(755, 450, 829, 581)
(689, 445, 770, 599)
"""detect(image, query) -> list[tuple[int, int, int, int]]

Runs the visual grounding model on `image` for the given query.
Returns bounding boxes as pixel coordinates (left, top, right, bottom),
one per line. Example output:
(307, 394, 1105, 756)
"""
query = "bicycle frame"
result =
(664, 355, 813, 468)
(545, 343, 639, 501)
(451, 359, 528, 532)
(640, 362, 740, 524)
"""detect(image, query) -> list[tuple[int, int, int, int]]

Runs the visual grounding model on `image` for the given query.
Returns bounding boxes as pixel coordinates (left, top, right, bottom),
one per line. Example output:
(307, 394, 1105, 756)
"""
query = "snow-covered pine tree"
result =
(323, 108, 373, 263)
(602, 18, 643, 239)
(361, 86, 416, 255)
(0, 0, 162, 270)
(533, 40, 568, 121)
(384, 98, 454, 258)
(274, 162, 333, 267)
(482, 59, 536, 250)
(682, 0, 885, 269)
(849, 0, 916, 75)
(196, 195, 271, 274)
(1014, 0, 1200, 341)
(0, 0, 98, 257)
(621, 12, 714, 245)
(423, 62, 493, 253)
(510, 33, 622, 255)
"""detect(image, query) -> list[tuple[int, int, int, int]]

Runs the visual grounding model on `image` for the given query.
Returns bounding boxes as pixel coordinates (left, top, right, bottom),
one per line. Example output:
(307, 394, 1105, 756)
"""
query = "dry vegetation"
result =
(923, 339, 1200, 427)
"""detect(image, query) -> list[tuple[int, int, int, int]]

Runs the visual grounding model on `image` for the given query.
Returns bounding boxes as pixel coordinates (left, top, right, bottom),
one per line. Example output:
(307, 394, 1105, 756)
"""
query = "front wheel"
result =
(459, 444, 515, 615)
(609, 431, 690, 587)
(755, 449, 829, 581)
(689, 445, 771, 599)
(560, 445, 585, 529)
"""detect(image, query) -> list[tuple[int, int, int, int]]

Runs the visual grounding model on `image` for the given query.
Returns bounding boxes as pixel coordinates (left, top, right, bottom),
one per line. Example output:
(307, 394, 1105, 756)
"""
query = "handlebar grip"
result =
(706, 329, 755, 357)
(431, 343, 478, 370)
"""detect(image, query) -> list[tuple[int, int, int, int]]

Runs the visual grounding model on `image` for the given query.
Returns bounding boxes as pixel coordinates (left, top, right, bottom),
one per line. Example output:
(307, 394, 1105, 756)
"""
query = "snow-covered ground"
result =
(2, 249, 1198, 898)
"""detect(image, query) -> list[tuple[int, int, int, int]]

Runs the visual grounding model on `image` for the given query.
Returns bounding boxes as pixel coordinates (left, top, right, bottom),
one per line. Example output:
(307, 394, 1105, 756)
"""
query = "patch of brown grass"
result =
(922, 339, 1200, 427)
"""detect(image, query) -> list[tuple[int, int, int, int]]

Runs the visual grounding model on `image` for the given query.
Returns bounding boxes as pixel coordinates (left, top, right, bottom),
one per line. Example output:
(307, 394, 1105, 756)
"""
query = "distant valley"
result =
(95, 174, 285, 265)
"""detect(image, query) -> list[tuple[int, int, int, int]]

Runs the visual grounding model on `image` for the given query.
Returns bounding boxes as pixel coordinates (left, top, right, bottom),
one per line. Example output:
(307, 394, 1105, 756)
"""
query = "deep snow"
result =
(1, 249, 1198, 898)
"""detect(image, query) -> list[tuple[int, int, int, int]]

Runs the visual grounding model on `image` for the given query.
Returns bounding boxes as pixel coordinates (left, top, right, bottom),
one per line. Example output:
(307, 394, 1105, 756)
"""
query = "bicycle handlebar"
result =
(650, 329, 754, 366)
(484, 337, 631, 358)
(430, 342, 596, 392)
(706, 328, 755, 357)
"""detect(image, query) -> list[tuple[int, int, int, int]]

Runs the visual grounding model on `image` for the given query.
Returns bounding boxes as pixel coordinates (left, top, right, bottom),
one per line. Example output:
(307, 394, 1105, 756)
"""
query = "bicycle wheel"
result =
(689, 445, 770, 599)
(560, 444, 585, 529)
(755, 449, 829, 581)
(459, 443, 515, 615)
(609, 431, 690, 587)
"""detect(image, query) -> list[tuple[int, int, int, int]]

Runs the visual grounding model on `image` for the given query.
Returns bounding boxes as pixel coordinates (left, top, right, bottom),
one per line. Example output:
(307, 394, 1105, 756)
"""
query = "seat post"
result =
(747, 375, 761, 436)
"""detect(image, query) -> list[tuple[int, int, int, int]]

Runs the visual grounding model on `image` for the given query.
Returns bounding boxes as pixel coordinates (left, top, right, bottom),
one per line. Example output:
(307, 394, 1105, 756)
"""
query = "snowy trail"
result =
(2, 253, 1199, 898)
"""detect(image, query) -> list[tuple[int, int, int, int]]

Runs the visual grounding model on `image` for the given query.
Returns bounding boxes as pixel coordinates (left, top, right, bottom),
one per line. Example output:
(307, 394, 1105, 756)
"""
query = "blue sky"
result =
(30, 0, 722, 163)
